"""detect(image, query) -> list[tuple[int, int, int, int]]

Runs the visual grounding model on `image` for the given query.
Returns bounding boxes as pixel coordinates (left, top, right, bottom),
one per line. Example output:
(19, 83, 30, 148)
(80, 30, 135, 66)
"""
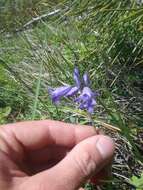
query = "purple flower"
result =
(66, 86, 79, 97)
(75, 87, 98, 113)
(83, 72, 90, 86)
(48, 86, 72, 103)
(73, 67, 81, 88)
(48, 67, 80, 104)
(48, 67, 99, 113)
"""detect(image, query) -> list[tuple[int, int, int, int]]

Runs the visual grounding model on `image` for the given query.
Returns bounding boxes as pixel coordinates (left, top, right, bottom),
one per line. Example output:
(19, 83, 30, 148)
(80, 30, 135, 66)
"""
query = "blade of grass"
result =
(31, 62, 43, 120)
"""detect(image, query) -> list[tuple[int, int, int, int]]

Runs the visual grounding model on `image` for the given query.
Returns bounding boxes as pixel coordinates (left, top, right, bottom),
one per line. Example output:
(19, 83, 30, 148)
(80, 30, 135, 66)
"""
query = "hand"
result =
(0, 120, 114, 190)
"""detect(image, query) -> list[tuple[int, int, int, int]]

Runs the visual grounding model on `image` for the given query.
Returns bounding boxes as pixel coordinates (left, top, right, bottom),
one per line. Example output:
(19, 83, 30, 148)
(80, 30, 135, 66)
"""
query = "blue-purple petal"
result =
(87, 105, 94, 113)
(75, 94, 88, 103)
(73, 67, 81, 88)
(48, 86, 72, 103)
(83, 72, 90, 86)
(82, 87, 94, 98)
(66, 86, 79, 97)
(89, 98, 96, 106)
(87, 98, 96, 113)
(74, 86, 97, 113)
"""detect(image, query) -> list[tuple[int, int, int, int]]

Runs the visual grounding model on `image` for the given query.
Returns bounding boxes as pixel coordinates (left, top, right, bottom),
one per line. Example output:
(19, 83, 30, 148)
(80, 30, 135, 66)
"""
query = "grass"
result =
(0, 0, 143, 189)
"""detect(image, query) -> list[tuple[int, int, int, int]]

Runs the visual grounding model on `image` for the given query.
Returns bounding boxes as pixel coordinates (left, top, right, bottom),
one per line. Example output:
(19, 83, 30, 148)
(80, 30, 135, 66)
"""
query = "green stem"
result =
(32, 63, 43, 120)
(88, 113, 94, 126)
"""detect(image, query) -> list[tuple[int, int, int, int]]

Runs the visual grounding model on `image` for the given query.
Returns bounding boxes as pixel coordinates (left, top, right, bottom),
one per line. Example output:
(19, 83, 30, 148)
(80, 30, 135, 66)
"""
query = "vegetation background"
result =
(0, 0, 143, 189)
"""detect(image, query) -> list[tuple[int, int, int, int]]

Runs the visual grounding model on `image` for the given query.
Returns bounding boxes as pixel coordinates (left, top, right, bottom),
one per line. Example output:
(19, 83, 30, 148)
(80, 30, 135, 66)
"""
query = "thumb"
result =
(35, 135, 114, 190)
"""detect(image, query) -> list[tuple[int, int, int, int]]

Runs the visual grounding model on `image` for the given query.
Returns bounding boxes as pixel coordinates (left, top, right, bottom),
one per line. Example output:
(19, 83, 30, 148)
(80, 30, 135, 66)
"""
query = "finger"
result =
(28, 161, 59, 174)
(28, 147, 111, 174)
(0, 120, 97, 161)
(26, 146, 69, 175)
(30, 135, 114, 190)
(28, 145, 69, 164)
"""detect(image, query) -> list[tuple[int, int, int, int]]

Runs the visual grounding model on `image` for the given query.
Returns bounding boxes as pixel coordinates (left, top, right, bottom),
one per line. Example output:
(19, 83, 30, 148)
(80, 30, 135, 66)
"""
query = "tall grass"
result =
(0, 0, 143, 189)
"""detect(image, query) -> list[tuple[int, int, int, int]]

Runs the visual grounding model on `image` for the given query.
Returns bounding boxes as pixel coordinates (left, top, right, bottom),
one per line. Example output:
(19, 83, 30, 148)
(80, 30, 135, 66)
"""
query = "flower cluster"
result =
(48, 67, 99, 114)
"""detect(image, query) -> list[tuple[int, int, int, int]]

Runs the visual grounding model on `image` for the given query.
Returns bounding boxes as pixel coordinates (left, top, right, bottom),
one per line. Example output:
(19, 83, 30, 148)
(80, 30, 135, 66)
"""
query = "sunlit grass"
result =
(0, 0, 143, 189)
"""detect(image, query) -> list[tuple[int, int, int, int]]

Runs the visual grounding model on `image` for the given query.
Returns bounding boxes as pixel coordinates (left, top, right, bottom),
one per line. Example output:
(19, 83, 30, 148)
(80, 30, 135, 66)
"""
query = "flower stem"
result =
(88, 113, 100, 134)
(88, 113, 94, 126)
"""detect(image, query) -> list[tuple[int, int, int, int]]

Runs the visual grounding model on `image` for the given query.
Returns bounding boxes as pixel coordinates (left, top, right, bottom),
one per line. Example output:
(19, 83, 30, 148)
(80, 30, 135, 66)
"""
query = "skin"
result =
(0, 120, 115, 190)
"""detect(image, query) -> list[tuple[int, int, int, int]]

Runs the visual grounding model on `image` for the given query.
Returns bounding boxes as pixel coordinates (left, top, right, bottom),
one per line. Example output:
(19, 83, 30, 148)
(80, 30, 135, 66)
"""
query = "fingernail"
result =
(96, 136, 114, 160)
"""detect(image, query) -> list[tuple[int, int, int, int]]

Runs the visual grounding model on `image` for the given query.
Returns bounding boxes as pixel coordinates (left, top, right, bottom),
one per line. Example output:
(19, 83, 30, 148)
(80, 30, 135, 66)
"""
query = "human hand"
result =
(0, 120, 114, 190)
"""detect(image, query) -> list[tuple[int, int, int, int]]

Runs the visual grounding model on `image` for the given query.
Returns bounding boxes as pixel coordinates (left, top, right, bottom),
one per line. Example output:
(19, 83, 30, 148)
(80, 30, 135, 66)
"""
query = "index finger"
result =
(0, 120, 97, 155)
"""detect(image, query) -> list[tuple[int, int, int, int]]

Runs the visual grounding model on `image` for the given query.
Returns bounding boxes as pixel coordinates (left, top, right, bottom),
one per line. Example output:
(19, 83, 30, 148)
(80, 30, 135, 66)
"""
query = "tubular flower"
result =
(48, 86, 72, 104)
(48, 67, 80, 104)
(48, 67, 99, 113)
(83, 72, 90, 86)
(73, 67, 81, 88)
(75, 87, 98, 114)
